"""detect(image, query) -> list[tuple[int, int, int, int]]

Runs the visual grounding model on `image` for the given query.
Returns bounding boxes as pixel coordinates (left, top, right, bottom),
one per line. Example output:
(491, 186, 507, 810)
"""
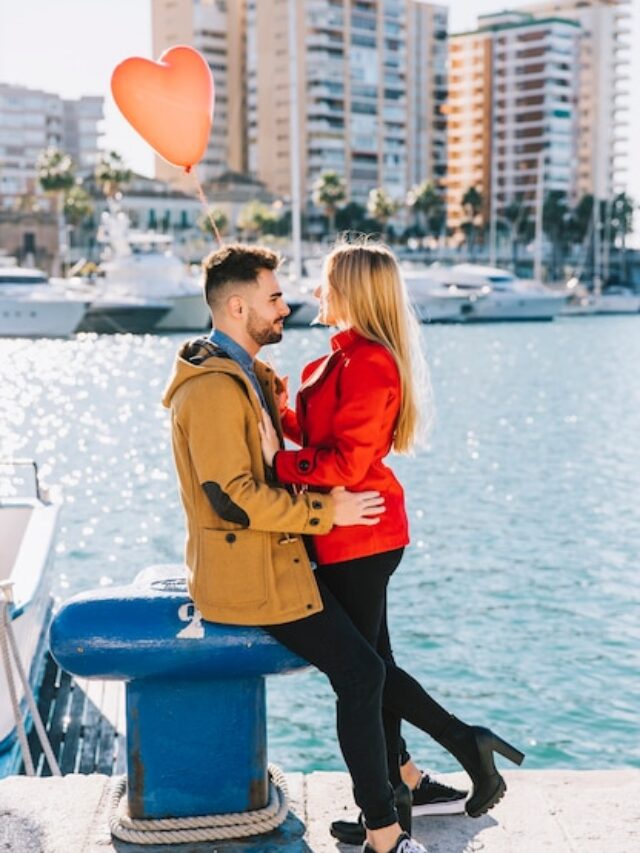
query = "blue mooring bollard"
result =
(49, 565, 308, 820)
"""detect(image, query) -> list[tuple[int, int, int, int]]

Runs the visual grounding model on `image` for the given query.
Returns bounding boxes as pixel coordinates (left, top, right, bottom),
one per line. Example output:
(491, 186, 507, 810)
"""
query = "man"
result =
(162, 244, 461, 853)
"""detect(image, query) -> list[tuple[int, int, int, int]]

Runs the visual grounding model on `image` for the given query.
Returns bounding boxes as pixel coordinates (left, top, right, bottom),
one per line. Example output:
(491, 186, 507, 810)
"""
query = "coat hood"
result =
(162, 338, 256, 409)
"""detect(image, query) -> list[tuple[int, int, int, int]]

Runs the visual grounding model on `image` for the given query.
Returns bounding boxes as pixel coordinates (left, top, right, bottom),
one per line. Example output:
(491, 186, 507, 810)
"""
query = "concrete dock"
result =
(0, 768, 638, 852)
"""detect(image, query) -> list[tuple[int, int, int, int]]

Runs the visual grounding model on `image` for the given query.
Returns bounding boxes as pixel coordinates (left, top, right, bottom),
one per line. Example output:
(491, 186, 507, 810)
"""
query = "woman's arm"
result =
(273, 350, 399, 488)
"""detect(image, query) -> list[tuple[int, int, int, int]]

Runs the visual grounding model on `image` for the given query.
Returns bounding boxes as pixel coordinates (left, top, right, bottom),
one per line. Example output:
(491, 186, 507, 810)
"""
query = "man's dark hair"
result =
(203, 244, 281, 310)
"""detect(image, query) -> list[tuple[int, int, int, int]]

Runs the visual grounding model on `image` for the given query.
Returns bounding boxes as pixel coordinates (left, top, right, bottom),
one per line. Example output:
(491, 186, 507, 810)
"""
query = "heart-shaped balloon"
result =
(111, 45, 214, 170)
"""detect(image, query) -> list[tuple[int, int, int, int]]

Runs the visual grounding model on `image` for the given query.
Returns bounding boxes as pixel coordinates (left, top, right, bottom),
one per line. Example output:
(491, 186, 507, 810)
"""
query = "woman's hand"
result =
(258, 410, 280, 467)
(275, 374, 289, 415)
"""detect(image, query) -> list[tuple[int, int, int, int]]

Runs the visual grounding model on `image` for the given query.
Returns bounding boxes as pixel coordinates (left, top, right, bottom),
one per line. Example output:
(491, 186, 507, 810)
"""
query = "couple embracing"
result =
(162, 241, 524, 853)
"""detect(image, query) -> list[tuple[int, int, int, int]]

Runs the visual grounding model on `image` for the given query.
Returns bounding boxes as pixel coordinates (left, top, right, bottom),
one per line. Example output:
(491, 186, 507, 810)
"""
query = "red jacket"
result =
(274, 328, 410, 565)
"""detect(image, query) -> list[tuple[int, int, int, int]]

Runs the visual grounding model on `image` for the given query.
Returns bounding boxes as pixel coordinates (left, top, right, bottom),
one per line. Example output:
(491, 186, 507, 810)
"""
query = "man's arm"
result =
(176, 372, 333, 534)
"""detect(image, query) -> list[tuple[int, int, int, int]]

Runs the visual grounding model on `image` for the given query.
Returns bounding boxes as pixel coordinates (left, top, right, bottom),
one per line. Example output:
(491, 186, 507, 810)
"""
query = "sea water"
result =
(1, 318, 638, 774)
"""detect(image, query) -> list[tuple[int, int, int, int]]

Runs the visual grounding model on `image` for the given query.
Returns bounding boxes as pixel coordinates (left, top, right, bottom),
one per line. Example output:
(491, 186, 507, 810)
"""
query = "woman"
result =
(259, 242, 524, 847)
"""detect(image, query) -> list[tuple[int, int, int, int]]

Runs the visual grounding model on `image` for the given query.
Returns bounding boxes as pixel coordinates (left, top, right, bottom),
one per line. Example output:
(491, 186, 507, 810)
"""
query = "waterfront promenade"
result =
(0, 768, 638, 852)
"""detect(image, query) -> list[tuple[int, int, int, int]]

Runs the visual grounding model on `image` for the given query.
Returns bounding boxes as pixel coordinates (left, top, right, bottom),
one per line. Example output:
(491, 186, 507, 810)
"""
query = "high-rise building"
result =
(0, 84, 103, 205)
(444, 11, 581, 233)
(246, 0, 449, 206)
(521, 0, 631, 200)
(151, 0, 245, 186)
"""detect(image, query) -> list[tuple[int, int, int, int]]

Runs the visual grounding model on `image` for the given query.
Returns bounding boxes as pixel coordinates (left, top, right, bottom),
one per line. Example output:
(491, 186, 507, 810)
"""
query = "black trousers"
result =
(264, 576, 397, 829)
(315, 550, 453, 784)
(265, 548, 454, 828)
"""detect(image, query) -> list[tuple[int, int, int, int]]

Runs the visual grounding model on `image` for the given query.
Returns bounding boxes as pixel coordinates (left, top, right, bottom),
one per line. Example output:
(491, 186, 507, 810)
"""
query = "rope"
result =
(0, 583, 61, 777)
(108, 763, 289, 844)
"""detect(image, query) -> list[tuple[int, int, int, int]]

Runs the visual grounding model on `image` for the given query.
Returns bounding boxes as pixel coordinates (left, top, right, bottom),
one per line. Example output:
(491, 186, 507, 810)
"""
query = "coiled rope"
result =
(108, 763, 289, 844)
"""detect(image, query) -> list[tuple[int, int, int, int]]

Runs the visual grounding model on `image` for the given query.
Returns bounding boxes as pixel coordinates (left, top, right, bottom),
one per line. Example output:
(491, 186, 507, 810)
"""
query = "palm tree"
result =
(543, 190, 570, 281)
(502, 196, 532, 271)
(95, 150, 132, 198)
(312, 171, 346, 237)
(406, 180, 443, 241)
(37, 147, 76, 273)
(609, 192, 635, 282)
(236, 200, 277, 240)
(198, 207, 229, 239)
(367, 188, 399, 241)
(461, 186, 483, 260)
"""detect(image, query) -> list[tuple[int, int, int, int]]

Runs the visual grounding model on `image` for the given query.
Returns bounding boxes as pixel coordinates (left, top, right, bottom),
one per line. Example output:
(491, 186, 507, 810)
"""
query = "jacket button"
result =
(309, 518, 320, 527)
(306, 603, 313, 610)
(299, 460, 310, 471)
(311, 500, 322, 510)
(293, 558, 300, 564)
(225, 533, 236, 543)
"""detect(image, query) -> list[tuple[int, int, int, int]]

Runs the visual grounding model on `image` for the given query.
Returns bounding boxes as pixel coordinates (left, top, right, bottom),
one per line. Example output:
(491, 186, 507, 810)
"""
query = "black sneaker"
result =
(411, 773, 467, 817)
(362, 832, 428, 853)
(331, 783, 411, 846)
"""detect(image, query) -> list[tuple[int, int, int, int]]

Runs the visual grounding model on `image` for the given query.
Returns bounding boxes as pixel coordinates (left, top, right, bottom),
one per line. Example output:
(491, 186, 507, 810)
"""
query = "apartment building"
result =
(246, 0, 449, 206)
(445, 11, 580, 233)
(522, 0, 631, 200)
(151, 0, 245, 187)
(0, 84, 104, 206)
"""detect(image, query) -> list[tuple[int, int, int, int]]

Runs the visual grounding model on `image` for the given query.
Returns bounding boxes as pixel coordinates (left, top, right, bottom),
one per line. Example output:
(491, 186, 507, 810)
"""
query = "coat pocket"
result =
(196, 528, 269, 610)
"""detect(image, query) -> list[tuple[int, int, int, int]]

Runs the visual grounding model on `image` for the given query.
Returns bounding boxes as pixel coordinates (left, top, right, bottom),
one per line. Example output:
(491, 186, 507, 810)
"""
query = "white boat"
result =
(0, 461, 59, 776)
(0, 267, 88, 338)
(402, 269, 481, 323)
(408, 264, 565, 323)
(95, 202, 210, 331)
(561, 280, 640, 317)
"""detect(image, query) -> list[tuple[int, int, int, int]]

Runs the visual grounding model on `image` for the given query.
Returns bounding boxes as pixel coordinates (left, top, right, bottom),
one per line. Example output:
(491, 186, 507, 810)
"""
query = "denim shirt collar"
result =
(209, 328, 255, 373)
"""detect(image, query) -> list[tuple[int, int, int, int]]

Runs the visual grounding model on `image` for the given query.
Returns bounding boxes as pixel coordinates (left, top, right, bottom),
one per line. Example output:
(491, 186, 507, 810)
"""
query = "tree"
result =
(461, 186, 483, 260)
(312, 171, 346, 237)
(63, 185, 94, 232)
(95, 150, 132, 197)
(407, 180, 444, 241)
(367, 188, 400, 241)
(335, 201, 379, 234)
(543, 190, 571, 281)
(502, 196, 533, 271)
(236, 200, 277, 240)
(198, 207, 229, 238)
(37, 147, 76, 273)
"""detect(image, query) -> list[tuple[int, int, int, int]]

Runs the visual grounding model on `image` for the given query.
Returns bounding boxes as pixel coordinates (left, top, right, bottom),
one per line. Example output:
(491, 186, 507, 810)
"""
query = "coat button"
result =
(225, 533, 236, 543)
(311, 500, 322, 510)
(309, 518, 320, 527)
(306, 603, 313, 610)
(293, 558, 300, 564)
(299, 459, 310, 472)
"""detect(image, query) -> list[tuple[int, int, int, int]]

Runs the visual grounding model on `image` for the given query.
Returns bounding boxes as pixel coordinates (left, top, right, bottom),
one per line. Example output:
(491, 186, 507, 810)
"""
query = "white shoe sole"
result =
(412, 798, 467, 816)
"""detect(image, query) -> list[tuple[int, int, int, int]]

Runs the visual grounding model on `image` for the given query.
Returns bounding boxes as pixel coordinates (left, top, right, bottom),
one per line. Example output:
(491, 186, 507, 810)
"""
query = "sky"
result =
(1, 0, 638, 211)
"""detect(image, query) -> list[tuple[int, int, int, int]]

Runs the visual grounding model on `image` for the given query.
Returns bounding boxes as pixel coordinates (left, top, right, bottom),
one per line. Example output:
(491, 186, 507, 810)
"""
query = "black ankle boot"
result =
(438, 717, 525, 817)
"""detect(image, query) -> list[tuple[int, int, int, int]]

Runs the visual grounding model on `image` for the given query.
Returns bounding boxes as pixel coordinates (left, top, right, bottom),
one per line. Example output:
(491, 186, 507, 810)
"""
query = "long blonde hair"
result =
(325, 240, 433, 452)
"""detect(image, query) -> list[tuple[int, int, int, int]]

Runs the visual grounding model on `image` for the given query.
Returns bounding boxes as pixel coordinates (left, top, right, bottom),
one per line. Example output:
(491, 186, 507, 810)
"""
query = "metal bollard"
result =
(49, 565, 308, 820)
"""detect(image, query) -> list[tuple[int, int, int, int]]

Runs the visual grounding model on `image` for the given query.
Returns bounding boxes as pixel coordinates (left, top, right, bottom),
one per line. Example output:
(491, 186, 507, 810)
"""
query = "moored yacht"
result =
(415, 264, 565, 323)
(0, 267, 88, 338)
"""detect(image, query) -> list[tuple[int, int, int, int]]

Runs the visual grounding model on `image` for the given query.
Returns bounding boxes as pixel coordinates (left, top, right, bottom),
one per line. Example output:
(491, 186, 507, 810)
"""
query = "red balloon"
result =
(111, 45, 214, 170)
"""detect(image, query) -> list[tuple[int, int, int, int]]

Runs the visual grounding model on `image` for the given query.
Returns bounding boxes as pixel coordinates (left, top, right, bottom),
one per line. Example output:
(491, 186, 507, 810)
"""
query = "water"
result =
(1, 319, 639, 775)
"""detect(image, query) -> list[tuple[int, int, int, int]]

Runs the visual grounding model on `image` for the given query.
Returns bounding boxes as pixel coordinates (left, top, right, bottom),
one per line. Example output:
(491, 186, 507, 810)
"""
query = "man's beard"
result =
(246, 307, 283, 346)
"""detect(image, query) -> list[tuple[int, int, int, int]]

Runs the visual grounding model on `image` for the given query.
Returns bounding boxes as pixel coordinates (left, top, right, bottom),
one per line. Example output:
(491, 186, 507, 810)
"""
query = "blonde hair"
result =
(325, 240, 433, 452)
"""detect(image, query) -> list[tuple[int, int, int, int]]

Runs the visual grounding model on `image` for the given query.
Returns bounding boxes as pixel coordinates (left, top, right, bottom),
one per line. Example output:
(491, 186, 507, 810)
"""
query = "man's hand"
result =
(330, 486, 385, 527)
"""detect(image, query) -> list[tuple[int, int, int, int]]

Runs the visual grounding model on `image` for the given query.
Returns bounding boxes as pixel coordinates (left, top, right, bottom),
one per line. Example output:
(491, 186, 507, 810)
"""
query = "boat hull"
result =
(0, 297, 87, 338)
(154, 293, 210, 331)
(77, 302, 171, 334)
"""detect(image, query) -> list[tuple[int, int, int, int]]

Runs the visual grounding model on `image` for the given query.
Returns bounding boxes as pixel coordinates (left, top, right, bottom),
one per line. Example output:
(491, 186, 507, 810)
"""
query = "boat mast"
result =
(287, 0, 303, 285)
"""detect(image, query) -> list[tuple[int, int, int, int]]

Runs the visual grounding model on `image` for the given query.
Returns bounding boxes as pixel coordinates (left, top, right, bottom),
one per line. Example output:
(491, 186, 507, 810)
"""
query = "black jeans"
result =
(264, 576, 397, 830)
(315, 549, 453, 782)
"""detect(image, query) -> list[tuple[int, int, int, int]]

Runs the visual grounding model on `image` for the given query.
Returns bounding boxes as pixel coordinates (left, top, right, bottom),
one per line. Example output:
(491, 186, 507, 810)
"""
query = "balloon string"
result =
(190, 168, 223, 248)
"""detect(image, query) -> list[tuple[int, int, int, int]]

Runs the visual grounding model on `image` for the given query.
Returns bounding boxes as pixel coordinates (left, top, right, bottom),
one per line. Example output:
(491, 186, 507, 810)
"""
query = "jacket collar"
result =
(331, 328, 362, 352)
